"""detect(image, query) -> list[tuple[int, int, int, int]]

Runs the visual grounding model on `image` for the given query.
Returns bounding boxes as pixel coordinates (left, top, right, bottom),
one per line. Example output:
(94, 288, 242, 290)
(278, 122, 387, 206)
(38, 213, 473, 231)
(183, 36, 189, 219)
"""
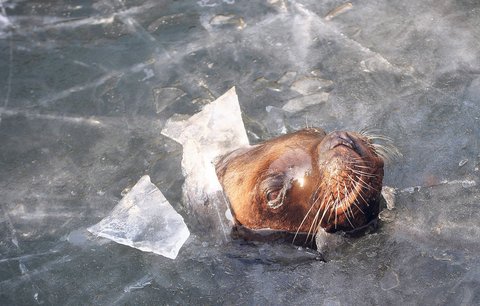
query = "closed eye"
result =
(260, 173, 291, 209)
(261, 173, 285, 196)
(267, 190, 280, 201)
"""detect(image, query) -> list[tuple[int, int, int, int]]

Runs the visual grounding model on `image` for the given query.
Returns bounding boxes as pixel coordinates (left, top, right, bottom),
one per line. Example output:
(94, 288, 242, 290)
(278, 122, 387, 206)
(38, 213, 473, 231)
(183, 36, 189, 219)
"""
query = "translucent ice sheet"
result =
(88, 175, 189, 259)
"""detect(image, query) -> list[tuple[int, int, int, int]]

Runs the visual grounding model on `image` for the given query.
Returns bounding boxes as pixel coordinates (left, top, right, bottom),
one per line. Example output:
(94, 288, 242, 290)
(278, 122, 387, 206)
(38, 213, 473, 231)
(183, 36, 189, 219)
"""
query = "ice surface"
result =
(290, 77, 333, 95)
(381, 186, 396, 210)
(282, 91, 330, 113)
(88, 176, 189, 259)
(265, 105, 288, 134)
(161, 87, 249, 241)
(1, 0, 480, 304)
(315, 228, 346, 260)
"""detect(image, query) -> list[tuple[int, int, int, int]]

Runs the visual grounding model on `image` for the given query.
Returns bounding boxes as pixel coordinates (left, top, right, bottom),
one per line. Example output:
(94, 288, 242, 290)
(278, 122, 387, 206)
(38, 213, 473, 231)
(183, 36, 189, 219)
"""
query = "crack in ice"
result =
(36, 61, 153, 107)
(3, 2, 157, 37)
(399, 179, 477, 193)
(0, 203, 20, 249)
(0, 107, 103, 126)
(292, 3, 467, 103)
(293, 3, 415, 77)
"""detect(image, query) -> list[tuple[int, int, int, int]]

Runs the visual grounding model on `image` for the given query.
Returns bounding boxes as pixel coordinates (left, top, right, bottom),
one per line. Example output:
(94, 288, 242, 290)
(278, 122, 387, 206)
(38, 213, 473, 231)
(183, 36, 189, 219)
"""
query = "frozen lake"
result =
(0, 0, 479, 304)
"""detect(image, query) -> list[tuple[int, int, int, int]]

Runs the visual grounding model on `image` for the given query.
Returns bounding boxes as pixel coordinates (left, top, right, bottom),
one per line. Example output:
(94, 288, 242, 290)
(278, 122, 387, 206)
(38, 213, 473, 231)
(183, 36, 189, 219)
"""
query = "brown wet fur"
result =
(215, 127, 384, 240)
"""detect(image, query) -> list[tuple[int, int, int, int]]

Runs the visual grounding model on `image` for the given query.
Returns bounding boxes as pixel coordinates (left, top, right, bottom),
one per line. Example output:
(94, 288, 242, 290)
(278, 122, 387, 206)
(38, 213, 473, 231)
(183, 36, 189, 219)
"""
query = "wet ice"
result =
(1, 0, 479, 304)
(88, 175, 190, 259)
(282, 91, 330, 113)
(161, 86, 249, 241)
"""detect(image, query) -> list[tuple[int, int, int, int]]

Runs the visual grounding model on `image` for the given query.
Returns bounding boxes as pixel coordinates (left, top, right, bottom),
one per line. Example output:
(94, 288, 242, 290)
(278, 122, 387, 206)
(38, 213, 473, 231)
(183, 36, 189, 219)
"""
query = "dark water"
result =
(0, 0, 479, 304)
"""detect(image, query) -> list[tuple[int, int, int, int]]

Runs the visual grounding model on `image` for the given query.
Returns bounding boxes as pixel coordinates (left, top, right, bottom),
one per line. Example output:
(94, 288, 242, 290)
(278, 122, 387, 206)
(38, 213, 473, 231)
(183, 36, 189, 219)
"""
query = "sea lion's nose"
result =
(326, 131, 355, 150)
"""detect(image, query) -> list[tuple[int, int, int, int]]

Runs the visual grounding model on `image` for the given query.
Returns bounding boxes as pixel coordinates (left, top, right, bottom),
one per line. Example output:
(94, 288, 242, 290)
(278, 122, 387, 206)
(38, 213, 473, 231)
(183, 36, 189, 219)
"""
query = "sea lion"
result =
(215, 127, 389, 243)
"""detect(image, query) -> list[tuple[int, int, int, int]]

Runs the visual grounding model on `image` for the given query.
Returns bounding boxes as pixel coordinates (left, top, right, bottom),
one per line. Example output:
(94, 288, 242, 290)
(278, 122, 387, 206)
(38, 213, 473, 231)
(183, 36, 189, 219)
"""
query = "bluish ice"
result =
(0, 0, 479, 304)
(88, 175, 190, 259)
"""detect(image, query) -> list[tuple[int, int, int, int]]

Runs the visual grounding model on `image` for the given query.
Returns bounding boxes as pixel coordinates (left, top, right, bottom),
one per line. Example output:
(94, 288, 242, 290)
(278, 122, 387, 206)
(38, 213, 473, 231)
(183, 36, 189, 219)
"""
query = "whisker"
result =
(306, 191, 329, 244)
(315, 196, 334, 237)
(351, 164, 373, 169)
(347, 173, 370, 207)
(293, 183, 325, 244)
(351, 199, 365, 215)
(358, 189, 371, 207)
(319, 195, 333, 224)
(307, 210, 320, 243)
(293, 202, 316, 243)
(337, 183, 342, 208)
(356, 175, 375, 191)
(344, 207, 355, 228)
(334, 200, 339, 229)
(358, 129, 402, 163)
(350, 170, 377, 178)
(359, 127, 384, 136)
(342, 183, 355, 228)
(375, 144, 402, 159)
(366, 135, 394, 142)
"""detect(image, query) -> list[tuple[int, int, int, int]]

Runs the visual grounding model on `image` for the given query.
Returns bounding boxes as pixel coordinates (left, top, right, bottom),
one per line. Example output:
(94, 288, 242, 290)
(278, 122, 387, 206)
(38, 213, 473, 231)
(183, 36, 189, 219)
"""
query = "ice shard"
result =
(161, 87, 250, 241)
(88, 176, 190, 259)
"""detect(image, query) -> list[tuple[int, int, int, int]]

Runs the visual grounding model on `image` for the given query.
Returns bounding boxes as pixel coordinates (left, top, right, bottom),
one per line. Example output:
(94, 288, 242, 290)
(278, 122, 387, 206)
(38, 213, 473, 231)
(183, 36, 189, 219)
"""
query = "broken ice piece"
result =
(162, 86, 249, 197)
(325, 2, 353, 21)
(282, 92, 329, 113)
(381, 186, 396, 210)
(290, 77, 333, 95)
(88, 176, 190, 259)
(315, 228, 346, 259)
(209, 14, 246, 30)
(161, 87, 249, 243)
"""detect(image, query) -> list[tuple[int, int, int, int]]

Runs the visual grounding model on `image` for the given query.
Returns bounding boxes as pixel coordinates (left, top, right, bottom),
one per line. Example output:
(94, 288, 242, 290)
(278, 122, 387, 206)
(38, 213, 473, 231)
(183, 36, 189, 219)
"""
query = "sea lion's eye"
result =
(266, 184, 289, 209)
(260, 173, 288, 209)
(266, 190, 280, 201)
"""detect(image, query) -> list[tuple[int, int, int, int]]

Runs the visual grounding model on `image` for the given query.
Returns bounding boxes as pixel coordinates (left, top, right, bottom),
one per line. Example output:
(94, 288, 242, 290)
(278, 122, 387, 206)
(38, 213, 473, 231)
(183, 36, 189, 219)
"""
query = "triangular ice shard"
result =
(88, 175, 190, 259)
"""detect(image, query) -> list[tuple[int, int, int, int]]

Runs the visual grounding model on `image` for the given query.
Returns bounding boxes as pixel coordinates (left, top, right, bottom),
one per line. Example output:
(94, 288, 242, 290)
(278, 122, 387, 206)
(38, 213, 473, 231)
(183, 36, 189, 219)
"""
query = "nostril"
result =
(318, 131, 358, 154)
(329, 131, 355, 150)
(339, 132, 355, 148)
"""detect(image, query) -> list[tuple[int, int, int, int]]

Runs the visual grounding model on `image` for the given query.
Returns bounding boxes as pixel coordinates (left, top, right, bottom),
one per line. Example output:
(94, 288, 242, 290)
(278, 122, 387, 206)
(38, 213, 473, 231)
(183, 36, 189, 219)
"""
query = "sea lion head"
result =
(215, 127, 388, 239)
